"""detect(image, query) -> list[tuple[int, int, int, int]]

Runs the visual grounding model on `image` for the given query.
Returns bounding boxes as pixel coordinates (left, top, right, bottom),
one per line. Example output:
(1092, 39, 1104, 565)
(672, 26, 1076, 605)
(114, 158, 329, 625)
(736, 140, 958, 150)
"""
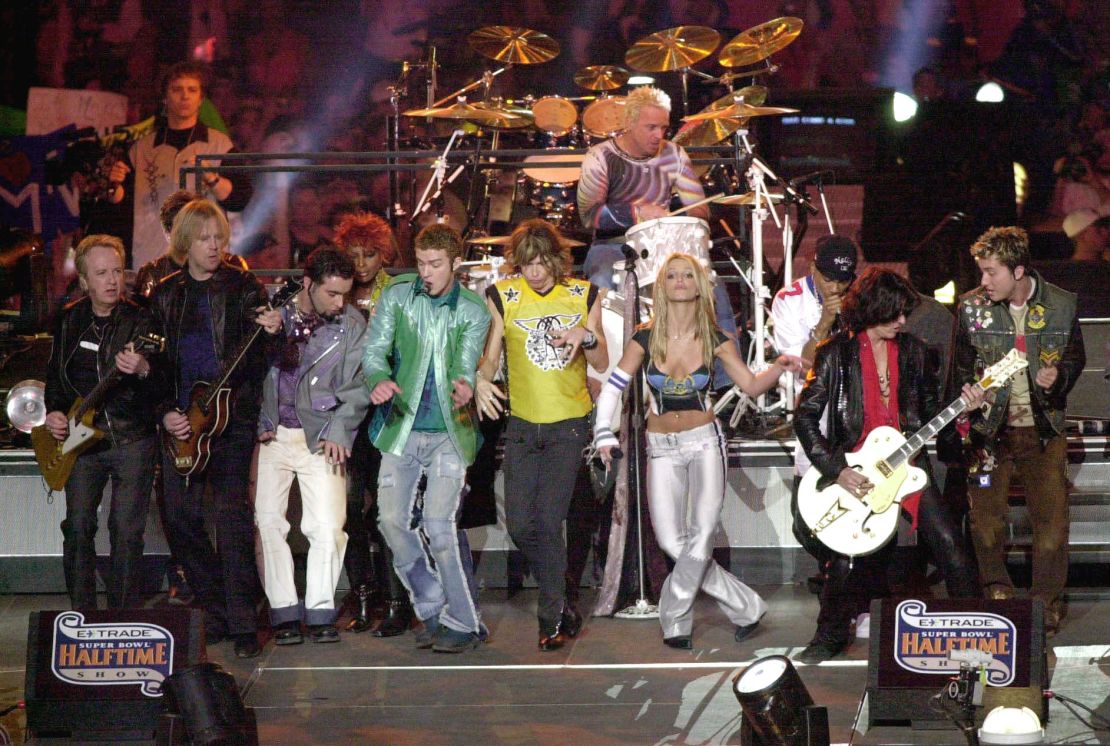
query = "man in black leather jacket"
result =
(45, 234, 162, 610)
(149, 198, 281, 659)
(793, 269, 980, 663)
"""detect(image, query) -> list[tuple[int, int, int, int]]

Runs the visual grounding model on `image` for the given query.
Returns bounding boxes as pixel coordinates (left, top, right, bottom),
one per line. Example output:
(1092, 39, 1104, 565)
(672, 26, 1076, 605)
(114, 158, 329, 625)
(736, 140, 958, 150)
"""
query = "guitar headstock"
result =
(269, 277, 304, 310)
(978, 349, 1029, 391)
(134, 333, 165, 354)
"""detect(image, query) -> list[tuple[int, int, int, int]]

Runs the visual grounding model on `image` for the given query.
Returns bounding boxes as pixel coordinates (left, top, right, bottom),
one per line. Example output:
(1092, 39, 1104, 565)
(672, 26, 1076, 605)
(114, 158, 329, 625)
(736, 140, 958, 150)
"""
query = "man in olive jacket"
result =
(362, 225, 490, 653)
(953, 226, 1085, 634)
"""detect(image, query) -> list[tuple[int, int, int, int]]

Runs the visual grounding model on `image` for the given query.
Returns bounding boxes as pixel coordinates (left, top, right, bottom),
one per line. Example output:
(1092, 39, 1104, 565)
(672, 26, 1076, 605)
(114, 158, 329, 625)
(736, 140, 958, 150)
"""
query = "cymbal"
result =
(672, 86, 768, 146)
(574, 65, 630, 91)
(625, 26, 720, 72)
(472, 101, 534, 129)
(714, 192, 784, 206)
(467, 234, 585, 248)
(719, 17, 803, 68)
(403, 101, 514, 124)
(682, 102, 797, 123)
(468, 26, 560, 65)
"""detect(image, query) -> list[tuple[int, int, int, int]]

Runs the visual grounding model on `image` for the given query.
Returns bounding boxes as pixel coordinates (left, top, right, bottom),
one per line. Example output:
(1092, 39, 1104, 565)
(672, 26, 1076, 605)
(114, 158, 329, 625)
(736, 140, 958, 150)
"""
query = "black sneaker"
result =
(308, 625, 340, 643)
(795, 639, 846, 664)
(274, 622, 303, 646)
(233, 633, 262, 659)
(431, 627, 481, 653)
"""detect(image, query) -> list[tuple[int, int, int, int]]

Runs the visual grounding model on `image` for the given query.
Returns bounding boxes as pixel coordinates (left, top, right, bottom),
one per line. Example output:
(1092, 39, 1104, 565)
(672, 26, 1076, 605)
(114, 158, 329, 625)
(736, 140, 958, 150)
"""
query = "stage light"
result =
(934, 280, 956, 305)
(628, 75, 655, 85)
(163, 662, 254, 745)
(733, 655, 829, 746)
(892, 92, 918, 122)
(979, 706, 1045, 744)
(976, 82, 1005, 103)
(1014, 161, 1029, 213)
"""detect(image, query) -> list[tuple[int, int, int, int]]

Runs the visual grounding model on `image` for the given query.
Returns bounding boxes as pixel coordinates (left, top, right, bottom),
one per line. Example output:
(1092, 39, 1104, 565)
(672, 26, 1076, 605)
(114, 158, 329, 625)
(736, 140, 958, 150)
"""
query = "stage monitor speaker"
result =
(24, 608, 204, 741)
(866, 598, 1048, 730)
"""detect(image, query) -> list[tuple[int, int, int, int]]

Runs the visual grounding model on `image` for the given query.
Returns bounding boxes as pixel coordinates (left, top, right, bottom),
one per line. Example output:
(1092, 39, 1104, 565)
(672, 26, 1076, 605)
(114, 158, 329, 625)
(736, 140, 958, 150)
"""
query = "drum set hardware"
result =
(718, 17, 804, 68)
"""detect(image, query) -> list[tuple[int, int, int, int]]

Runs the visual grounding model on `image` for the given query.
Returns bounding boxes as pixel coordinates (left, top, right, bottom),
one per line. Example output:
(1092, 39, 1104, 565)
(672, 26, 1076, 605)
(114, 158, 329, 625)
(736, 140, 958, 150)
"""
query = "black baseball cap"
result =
(814, 235, 858, 282)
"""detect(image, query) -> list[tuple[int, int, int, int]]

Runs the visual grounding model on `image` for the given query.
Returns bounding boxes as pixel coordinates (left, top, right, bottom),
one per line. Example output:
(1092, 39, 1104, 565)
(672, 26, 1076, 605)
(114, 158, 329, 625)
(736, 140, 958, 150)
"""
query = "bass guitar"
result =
(796, 349, 1028, 557)
(163, 278, 301, 476)
(31, 333, 166, 491)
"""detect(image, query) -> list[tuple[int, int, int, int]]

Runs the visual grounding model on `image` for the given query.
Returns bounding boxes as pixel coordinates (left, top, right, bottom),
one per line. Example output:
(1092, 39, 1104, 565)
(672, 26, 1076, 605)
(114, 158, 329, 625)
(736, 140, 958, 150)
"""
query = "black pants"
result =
(161, 423, 259, 635)
(62, 436, 157, 609)
(503, 415, 590, 629)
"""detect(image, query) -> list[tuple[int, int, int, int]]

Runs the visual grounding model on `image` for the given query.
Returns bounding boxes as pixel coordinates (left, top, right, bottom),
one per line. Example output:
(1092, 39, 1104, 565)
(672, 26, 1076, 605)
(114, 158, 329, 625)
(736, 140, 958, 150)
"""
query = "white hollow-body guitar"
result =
(797, 349, 1028, 557)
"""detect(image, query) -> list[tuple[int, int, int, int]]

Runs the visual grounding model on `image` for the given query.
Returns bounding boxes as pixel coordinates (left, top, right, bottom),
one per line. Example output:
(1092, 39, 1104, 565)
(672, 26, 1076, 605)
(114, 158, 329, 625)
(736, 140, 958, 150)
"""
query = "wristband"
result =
(581, 330, 598, 350)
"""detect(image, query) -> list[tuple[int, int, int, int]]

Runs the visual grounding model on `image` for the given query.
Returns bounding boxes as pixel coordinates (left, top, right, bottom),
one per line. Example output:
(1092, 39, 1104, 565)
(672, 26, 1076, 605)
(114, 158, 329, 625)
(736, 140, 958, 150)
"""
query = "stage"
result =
(1, 586, 1108, 744)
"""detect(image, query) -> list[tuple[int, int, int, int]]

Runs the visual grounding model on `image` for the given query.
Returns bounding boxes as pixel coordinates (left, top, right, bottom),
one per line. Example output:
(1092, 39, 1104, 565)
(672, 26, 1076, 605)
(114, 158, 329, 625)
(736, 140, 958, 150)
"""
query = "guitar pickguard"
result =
(60, 420, 99, 456)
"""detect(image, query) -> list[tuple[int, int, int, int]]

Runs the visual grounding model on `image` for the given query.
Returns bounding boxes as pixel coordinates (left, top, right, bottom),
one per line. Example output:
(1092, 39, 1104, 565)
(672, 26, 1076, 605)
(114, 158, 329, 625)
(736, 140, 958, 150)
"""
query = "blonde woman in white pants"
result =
(594, 253, 806, 649)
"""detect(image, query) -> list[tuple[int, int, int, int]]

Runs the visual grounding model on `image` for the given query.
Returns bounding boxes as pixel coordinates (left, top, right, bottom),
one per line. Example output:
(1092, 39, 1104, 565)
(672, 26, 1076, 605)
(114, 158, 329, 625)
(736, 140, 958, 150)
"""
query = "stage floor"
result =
(2, 585, 1108, 745)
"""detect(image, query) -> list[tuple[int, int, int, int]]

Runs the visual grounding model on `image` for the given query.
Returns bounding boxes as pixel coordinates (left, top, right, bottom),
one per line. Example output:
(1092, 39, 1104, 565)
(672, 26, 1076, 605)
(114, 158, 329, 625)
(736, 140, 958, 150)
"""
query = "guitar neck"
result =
(202, 325, 265, 408)
(886, 397, 969, 469)
(73, 363, 123, 421)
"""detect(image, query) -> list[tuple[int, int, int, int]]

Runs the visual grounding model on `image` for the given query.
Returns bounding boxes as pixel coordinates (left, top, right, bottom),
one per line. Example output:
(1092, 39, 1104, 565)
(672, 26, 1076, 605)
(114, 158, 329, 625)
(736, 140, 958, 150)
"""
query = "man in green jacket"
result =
(363, 224, 491, 653)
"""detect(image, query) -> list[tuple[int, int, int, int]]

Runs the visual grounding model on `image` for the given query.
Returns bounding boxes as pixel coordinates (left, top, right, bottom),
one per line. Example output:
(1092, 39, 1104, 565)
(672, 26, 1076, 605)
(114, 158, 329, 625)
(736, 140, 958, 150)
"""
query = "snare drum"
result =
(532, 96, 578, 136)
(623, 216, 711, 287)
(581, 96, 626, 140)
(460, 261, 510, 297)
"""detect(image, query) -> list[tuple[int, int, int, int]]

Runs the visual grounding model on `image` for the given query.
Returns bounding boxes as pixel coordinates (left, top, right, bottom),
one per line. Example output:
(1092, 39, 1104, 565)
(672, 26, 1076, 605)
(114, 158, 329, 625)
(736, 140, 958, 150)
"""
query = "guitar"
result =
(163, 278, 302, 476)
(31, 333, 166, 491)
(796, 349, 1028, 557)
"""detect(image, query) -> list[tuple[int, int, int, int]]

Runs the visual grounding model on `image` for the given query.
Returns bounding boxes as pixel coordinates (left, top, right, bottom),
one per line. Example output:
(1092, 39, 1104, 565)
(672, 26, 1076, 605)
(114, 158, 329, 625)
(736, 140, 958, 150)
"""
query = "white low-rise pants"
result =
(255, 426, 348, 626)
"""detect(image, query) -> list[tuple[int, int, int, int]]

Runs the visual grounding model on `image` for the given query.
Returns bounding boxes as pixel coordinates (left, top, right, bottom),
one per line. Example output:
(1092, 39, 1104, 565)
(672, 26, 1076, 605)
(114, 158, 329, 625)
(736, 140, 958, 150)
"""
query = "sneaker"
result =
(414, 617, 441, 649)
(854, 613, 870, 640)
(431, 627, 481, 653)
(273, 621, 303, 646)
(734, 618, 762, 643)
(795, 639, 847, 664)
(308, 625, 340, 643)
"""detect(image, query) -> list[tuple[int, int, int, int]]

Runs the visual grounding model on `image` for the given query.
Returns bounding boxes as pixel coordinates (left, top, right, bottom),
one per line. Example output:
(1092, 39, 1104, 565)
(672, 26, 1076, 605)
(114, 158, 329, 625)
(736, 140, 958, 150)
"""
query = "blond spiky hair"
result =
(624, 86, 671, 127)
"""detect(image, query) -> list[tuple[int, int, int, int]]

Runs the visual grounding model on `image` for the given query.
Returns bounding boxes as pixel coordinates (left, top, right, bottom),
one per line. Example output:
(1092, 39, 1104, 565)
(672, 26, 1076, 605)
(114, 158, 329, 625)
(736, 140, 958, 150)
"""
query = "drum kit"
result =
(388, 18, 825, 426)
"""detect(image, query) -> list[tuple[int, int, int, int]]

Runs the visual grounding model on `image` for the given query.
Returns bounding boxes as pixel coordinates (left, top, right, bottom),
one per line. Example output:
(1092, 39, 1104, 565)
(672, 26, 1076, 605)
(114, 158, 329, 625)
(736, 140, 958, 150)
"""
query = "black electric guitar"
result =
(163, 278, 301, 476)
(31, 333, 166, 490)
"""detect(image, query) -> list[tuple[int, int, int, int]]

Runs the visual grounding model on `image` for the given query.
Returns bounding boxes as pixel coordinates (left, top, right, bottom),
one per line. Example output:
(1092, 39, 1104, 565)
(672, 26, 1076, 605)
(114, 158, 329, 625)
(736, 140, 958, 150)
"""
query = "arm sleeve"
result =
(1048, 312, 1086, 400)
(362, 284, 401, 389)
(447, 299, 492, 389)
(672, 145, 707, 214)
(577, 147, 633, 230)
(594, 367, 631, 448)
(319, 315, 371, 450)
(44, 313, 70, 413)
(795, 344, 849, 480)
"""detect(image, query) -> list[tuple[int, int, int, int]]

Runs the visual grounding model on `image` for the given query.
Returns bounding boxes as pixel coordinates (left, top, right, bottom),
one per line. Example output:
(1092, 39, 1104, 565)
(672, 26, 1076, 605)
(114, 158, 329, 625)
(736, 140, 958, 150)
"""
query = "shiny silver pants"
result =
(646, 422, 766, 638)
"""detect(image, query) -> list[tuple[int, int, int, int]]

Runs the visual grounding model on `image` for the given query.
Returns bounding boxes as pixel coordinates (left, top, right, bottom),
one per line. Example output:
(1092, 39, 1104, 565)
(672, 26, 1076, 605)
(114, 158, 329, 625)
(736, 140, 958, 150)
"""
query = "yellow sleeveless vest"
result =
(496, 276, 593, 423)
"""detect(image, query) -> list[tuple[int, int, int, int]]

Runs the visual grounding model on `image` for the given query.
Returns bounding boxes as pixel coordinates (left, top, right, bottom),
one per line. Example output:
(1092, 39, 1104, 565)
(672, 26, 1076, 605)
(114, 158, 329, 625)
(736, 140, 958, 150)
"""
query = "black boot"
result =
(372, 600, 413, 637)
(371, 542, 413, 637)
(347, 584, 377, 633)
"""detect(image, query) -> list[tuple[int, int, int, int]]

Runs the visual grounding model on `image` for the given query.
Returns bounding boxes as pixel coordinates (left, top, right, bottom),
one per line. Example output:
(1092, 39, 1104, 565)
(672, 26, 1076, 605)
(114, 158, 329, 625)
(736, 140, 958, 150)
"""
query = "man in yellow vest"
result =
(475, 219, 608, 650)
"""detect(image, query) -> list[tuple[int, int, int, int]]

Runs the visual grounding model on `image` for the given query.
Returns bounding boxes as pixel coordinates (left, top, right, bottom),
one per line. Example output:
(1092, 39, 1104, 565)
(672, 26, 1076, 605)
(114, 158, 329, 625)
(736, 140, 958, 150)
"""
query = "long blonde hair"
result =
(647, 253, 718, 367)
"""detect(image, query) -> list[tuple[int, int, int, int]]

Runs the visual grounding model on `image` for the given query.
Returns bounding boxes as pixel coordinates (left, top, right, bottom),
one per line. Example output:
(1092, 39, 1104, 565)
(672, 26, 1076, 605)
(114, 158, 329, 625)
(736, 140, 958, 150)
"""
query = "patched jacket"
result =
(953, 270, 1085, 440)
(259, 304, 369, 451)
(362, 275, 490, 465)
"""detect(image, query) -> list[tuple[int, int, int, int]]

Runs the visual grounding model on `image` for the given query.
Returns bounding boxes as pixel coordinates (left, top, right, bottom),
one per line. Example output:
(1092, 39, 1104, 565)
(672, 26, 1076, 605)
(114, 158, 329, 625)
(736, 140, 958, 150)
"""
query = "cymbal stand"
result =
(411, 126, 467, 224)
(432, 66, 511, 108)
(677, 66, 717, 118)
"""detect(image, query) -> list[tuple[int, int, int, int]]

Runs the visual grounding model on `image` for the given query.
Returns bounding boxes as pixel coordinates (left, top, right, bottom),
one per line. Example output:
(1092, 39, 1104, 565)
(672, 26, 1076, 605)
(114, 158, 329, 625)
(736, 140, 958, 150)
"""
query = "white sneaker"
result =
(855, 613, 871, 639)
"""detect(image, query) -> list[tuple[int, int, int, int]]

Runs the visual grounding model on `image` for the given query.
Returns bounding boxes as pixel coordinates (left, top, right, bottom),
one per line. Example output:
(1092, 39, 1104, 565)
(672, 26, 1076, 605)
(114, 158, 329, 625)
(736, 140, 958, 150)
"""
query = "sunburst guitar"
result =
(796, 349, 1028, 557)
(31, 333, 165, 491)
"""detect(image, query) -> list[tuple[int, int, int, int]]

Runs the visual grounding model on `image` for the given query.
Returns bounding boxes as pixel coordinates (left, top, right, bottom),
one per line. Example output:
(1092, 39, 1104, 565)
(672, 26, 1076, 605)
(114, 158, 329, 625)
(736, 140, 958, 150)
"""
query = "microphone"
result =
(788, 170, 834, 188)
(620, 243, 642, 261)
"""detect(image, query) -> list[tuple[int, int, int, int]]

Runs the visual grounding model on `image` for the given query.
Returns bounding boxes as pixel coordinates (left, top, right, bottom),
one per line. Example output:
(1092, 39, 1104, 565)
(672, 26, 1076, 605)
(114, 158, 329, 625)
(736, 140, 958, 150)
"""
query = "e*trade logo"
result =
(894, 600, 1017, 686)
(51, 612, 174, 697)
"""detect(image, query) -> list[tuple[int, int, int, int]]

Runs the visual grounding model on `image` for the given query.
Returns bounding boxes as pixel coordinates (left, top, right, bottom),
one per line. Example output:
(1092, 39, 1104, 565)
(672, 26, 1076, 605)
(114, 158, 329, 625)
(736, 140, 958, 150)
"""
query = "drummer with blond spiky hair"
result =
(577, 85, 741, 388)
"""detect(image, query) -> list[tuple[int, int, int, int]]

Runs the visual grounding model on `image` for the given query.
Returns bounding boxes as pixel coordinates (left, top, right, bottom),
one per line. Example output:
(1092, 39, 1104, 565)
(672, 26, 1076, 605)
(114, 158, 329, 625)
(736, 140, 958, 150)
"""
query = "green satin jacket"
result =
(362, 274, 491, 464)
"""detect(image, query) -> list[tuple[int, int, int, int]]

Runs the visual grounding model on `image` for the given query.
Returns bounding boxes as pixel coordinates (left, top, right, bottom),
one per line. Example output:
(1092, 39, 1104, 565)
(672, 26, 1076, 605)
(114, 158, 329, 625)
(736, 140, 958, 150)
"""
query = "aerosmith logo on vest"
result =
(513, 313, 583, 370)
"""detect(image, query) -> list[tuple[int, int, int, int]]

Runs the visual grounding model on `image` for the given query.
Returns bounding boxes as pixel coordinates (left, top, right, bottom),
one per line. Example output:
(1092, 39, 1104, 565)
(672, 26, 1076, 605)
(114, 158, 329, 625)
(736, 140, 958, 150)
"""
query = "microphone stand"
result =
(613, 246, 659, 620)
(411, 126, 465, 225)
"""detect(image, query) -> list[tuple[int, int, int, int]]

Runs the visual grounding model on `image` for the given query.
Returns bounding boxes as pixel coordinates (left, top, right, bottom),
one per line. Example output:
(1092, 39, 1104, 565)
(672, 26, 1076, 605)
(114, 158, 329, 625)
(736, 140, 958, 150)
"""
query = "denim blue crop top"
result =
(632, 327, 727, 414)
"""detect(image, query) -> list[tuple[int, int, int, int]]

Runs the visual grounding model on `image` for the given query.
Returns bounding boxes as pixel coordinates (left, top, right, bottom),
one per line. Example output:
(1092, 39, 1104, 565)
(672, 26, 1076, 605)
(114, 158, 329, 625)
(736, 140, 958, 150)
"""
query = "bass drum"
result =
(623, 216, 711, 287)
(581, 96, 626, 140)
(519, 149, 583, 230)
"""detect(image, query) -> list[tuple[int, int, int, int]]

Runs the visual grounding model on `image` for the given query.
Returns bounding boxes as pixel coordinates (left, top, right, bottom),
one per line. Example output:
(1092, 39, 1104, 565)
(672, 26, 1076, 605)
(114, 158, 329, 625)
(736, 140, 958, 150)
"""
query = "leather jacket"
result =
(795, 331, 939, 482)
(953, 270, 1084, 441)
(148, 263, 273, 427)
(45, 296, 163, 446)
(363, 275, 490, 465)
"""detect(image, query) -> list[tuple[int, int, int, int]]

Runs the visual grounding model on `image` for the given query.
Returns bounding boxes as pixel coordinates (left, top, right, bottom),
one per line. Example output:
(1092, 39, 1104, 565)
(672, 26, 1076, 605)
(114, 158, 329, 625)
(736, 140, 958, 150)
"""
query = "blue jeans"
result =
(585, 239, 741, 387)
(377, 432, 481, 634)
(62, 436, 157, 610)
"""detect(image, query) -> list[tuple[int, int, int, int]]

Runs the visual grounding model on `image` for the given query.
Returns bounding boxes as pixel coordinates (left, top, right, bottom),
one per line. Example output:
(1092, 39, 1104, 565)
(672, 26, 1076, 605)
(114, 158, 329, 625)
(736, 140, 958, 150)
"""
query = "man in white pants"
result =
(255, 246, 369, 644)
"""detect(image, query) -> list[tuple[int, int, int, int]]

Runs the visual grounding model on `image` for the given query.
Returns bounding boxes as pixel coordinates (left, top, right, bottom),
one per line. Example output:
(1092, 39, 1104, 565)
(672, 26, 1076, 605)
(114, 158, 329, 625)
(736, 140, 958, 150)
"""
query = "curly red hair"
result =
(332, 211, 399, 266)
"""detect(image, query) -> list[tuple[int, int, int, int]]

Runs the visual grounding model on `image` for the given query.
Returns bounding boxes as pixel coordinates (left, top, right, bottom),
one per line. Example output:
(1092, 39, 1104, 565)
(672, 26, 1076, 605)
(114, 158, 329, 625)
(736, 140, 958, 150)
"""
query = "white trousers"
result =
(255, 426, 348, 626)
(646, 421, 766, 638)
